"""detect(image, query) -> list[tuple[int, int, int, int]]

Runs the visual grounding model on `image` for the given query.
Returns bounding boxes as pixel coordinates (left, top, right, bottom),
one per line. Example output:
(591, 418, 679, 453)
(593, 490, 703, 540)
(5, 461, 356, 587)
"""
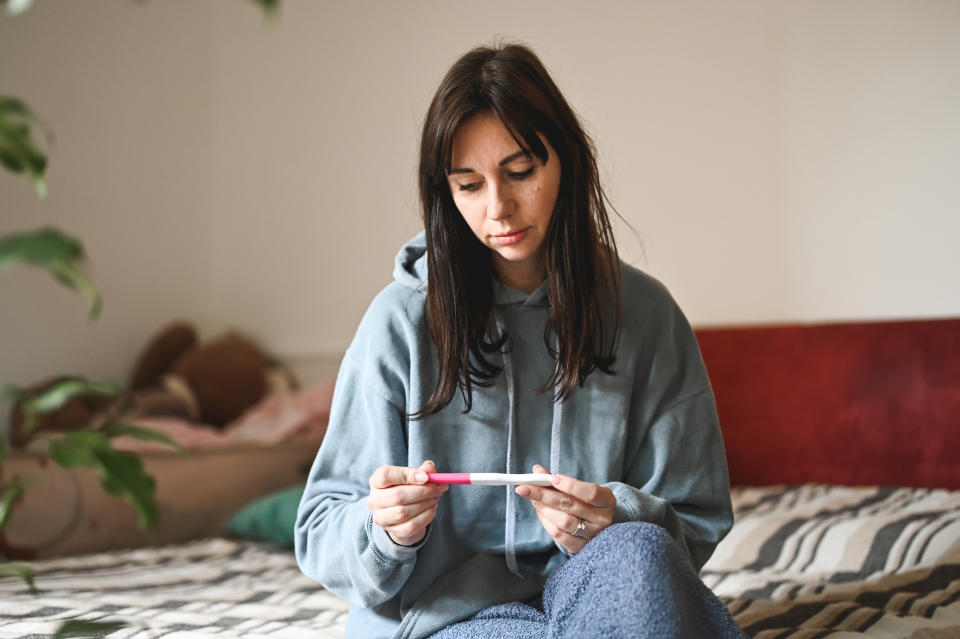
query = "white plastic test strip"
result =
(426, 472, 555, 486)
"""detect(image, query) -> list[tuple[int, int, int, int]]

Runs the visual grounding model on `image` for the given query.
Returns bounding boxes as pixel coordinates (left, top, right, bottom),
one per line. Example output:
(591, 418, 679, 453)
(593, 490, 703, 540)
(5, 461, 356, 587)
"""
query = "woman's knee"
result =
(596, 521, 673, 544)
(546, 522, 688, 602)
(543, 524, 742, 638)
(583, 522, 681, 565)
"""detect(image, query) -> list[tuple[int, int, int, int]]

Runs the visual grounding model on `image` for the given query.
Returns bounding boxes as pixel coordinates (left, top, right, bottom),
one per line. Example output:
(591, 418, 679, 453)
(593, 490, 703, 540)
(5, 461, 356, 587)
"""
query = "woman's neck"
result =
(493, 256, 547, 294)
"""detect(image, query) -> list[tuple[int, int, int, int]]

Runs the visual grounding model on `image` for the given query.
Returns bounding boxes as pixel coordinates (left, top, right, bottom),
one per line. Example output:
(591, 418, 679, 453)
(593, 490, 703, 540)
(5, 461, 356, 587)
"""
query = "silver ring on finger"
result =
(571, 518, 586, 538)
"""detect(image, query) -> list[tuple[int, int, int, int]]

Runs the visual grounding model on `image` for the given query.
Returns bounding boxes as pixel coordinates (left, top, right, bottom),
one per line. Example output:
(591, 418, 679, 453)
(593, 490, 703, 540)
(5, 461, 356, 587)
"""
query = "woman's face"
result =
(447, 114, 561, 293)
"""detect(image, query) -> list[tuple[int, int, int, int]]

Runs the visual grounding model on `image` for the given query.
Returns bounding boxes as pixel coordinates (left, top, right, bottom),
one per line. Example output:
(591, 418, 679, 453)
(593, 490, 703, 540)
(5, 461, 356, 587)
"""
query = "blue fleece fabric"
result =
(295, 233, 735, 639)
(429, 523, 745, 639)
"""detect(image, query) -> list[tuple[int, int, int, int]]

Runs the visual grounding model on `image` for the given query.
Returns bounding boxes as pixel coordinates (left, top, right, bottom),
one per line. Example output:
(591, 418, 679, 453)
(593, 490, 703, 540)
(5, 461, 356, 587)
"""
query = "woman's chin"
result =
(490, 246, 548, 286)
(491, 245, 537, 265)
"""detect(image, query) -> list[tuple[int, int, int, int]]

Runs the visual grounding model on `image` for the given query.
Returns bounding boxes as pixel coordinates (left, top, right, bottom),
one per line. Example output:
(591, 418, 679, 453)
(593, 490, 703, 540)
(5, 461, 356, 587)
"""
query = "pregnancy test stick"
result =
(427, 473, 554, 486)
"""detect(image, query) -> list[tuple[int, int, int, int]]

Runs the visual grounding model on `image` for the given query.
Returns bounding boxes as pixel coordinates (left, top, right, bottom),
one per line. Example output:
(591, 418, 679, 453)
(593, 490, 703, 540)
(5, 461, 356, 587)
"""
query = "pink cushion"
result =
(695, 318, 960, 489)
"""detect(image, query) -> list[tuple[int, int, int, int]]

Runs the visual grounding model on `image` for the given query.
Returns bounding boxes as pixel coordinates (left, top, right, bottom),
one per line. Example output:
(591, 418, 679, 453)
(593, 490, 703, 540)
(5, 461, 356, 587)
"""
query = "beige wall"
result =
(2, 1, 959, 435)
(0, 2, 218, 436)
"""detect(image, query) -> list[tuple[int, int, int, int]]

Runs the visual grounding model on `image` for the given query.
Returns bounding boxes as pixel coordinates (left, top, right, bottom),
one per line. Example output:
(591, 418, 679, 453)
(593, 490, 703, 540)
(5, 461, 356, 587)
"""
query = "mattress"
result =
(2, 484, 958, 638)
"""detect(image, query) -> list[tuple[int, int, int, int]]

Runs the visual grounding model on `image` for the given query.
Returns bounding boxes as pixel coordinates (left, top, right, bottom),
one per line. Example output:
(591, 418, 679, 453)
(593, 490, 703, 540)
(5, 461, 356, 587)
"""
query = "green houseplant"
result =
(1, 0, 280, 634)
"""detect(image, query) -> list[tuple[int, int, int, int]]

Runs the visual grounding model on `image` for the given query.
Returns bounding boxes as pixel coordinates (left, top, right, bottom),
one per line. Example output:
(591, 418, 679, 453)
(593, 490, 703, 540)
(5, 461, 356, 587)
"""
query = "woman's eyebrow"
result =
(448, 150, 531, 175)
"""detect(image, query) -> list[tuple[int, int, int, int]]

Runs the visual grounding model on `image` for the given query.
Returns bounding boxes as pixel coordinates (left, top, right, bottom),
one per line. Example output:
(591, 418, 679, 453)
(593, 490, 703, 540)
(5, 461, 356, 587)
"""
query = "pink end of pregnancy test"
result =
(426, 472, 554, 486)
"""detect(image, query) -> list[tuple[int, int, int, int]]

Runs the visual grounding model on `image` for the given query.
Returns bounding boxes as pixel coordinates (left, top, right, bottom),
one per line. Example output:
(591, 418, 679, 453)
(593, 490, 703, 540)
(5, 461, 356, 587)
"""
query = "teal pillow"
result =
(225, 484, 304, 546)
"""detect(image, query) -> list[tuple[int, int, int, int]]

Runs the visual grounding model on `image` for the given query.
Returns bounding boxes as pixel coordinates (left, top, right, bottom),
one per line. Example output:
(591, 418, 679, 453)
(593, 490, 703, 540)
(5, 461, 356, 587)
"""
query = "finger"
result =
(547, 474, 616, 509)
(373, 494, 441, 527)
(368, 482, 446, 509)
(416, 460, 449, 495)
(370, 464, 430, 489)
(515, 483, 588, 520)
(533, 502, 592, 536)
(516, 465, 552, 499)
(385, 500, 439, 545)
(531, 504, 588, 554)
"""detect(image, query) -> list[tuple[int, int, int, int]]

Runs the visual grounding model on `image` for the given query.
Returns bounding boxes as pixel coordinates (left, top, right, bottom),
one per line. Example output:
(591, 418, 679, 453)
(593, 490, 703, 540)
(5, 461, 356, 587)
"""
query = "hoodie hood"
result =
(393, 231, 550, 307)
(393, 232, 429, 291)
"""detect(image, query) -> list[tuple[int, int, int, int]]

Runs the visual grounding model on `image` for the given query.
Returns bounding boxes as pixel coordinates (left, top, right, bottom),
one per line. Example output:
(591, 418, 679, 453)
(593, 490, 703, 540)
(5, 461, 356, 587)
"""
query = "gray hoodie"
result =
(295, 232, 733, 639)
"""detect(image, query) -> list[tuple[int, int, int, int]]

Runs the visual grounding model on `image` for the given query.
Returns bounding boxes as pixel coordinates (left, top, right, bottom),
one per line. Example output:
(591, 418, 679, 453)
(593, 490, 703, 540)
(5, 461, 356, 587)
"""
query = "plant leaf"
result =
(0, 383, 29, 403)
(53, 620, 127, 638)
(0, 561, 36, 593)
(249, 0, 280, 20)
(0, 227, 82, 266)
(0, 228, 102, 320)
(1, 0, 35, 17)
(51, 262, 103, 320)
(0, 435, 6, 465)
(102, 422, 183, 451)
(25, 378, 118, 413)
(92, 447, 157, 530)
(49, 430, 108, 468)
(0, 479, 25, 532)
(0, 96, 51, 197)
(15, 377, 118, 438)
(49, 430, 158, 531)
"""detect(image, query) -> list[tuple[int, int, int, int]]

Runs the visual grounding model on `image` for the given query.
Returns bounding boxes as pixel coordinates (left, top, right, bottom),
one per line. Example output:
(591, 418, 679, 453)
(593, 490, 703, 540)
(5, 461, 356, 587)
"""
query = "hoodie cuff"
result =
(607, 482, 642, 523)
(368, 516, 431, 564)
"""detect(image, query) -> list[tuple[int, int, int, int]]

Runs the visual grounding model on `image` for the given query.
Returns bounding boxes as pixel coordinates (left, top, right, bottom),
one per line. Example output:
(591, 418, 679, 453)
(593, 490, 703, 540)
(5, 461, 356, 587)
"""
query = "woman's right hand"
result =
(368, 460, 447, 546)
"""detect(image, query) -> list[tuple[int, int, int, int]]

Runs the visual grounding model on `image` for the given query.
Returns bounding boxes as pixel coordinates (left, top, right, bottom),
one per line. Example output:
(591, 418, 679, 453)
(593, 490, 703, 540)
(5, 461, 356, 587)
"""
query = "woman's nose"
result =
(486, 181, 513, 220)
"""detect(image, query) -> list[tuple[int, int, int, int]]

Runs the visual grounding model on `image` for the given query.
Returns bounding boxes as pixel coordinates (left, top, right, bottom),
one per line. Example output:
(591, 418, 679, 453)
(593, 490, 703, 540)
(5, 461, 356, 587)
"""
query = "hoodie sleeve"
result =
(604, 276, 734, 573)
(294, 288, 427, 609)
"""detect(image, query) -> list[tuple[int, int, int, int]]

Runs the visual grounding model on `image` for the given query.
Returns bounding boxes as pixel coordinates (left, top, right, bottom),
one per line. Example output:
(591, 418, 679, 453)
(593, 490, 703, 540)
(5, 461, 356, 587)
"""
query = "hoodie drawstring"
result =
(550, 379, 563, 478)
(499, 327, 521, 578)
(497, 313, 563, 579)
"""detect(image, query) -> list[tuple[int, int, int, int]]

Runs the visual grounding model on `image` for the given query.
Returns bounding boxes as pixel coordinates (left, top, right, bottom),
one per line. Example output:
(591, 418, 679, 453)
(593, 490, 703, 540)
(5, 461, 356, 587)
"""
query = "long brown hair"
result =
(415, 42, 621, 418)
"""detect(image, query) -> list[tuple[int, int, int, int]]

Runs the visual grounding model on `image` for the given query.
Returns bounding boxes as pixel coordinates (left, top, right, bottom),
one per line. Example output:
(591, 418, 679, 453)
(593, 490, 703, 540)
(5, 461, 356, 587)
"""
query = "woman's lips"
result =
(492, 228, 529, 246)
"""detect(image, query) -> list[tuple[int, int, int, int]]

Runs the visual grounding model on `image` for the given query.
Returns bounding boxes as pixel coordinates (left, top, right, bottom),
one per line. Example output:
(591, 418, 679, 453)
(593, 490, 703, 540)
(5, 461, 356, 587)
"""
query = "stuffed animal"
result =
(7, 321, 297, 446)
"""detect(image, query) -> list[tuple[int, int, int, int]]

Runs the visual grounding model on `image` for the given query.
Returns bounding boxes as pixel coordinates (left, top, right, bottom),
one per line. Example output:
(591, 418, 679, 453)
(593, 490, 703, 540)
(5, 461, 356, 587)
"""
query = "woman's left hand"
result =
(515, 464, 617, 554)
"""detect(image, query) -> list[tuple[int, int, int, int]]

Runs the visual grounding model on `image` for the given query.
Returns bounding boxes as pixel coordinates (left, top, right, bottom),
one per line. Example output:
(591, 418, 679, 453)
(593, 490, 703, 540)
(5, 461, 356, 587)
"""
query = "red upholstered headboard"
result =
(694, 318, 960, 490)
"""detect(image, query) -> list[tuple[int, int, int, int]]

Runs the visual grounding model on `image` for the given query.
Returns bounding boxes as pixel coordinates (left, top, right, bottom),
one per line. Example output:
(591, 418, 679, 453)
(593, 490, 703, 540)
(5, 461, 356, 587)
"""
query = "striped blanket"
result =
(1, 485, 958, 638)
(0, 539, 348, 638)
(703, 485, 960, 637)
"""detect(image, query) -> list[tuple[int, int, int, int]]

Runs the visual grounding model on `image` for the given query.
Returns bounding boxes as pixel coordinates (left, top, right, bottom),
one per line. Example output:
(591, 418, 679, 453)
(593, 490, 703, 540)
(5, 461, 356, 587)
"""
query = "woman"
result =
(295, 43, 742, 639)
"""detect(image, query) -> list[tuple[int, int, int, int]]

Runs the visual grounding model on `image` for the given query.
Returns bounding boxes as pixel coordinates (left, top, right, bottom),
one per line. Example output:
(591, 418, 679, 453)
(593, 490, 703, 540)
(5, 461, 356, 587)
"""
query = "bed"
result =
(697, 318, 960, 637)
(2, 318, 959, 638)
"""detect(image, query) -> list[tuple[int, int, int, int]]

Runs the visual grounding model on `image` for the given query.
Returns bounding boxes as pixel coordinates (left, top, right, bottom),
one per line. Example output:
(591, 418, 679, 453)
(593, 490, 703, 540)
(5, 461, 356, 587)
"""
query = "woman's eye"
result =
(509, 167, 535, 180)
(458, 182, 482, 192)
